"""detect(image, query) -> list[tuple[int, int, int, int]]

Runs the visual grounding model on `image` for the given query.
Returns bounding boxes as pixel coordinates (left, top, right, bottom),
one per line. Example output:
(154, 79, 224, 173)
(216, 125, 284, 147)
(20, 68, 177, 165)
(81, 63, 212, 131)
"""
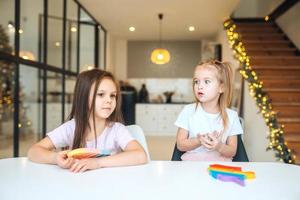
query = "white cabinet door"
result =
(136, 104, 186, 136)
(157, 104, 185, 134)
(136, 104, 158, 134)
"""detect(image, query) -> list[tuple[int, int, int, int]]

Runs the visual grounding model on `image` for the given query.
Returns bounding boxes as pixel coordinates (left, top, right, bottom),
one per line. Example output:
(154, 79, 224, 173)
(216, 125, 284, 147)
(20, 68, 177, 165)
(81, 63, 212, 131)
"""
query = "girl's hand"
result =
(198, 134, 211, 149)
(196, 133, 208, 145)
(204, 135, 222, 151)
(69, 158, 100, 173)
(208, 131, 221, 139)
(55, 150, 75, 169)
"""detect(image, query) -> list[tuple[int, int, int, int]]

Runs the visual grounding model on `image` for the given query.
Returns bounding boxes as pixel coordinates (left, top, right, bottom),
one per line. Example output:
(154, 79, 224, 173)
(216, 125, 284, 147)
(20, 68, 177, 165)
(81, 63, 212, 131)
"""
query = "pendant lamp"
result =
(151, 13, 170, 65)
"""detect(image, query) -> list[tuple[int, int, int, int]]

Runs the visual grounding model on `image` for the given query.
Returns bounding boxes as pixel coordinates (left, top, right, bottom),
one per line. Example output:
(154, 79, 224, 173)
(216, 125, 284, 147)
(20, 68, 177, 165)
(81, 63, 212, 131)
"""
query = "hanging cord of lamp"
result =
(151, 13, 170, 65)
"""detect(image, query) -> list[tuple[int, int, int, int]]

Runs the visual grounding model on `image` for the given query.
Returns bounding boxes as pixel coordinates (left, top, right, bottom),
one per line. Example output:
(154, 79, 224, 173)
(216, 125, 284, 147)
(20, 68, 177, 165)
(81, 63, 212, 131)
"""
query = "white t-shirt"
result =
(174, 103, 243, 154)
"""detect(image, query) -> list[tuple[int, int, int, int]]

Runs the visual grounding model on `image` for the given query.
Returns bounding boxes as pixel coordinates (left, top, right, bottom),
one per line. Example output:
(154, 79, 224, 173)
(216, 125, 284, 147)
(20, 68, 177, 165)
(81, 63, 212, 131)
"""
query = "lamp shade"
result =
(151, 13, 170, 65)
(151, 48, 170, 65)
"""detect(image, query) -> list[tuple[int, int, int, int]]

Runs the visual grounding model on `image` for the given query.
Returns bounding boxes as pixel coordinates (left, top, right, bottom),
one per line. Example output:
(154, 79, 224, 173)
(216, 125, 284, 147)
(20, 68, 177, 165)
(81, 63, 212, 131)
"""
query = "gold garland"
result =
(224, 19, 295, 164)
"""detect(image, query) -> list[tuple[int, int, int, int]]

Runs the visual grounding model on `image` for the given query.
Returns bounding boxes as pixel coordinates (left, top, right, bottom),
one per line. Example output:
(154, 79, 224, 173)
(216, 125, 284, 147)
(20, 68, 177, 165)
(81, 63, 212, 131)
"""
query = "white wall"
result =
(276, 2, 300, 49)
(105, 33, 116, 73)
(243, 83, 277, 162)
(115, 39, 127, 80)
(233, 0, 284, 18)
(256, 0, 283, 17)
(234, 0, 258, 18)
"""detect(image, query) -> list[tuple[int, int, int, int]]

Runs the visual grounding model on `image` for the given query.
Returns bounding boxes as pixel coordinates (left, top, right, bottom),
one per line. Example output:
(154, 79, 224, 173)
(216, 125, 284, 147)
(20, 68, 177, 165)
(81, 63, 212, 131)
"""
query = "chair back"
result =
(233, 117, 248, 161)
(232, 134, 248, 161)
(126, 125, 151, 161)
(171, 144, 184, 161)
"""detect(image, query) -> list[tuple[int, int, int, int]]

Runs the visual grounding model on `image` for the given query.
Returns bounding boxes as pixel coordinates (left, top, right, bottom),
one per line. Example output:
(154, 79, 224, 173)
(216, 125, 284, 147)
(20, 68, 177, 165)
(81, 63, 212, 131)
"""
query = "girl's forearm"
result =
(97, 149, 147, 168)
(177, 137, 201, 152)
(216, 143, 236, 158)
(27, 145, 57, 164)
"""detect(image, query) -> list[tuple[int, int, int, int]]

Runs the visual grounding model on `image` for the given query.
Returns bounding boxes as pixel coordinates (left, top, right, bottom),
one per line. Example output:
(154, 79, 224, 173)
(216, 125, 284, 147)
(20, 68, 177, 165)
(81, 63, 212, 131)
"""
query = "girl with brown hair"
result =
(28, 69, 147, 172)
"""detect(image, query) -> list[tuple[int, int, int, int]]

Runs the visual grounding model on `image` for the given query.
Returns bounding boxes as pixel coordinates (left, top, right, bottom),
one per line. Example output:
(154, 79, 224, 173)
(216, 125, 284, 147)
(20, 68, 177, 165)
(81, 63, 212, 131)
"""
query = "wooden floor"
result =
(146, 136, 176, 160)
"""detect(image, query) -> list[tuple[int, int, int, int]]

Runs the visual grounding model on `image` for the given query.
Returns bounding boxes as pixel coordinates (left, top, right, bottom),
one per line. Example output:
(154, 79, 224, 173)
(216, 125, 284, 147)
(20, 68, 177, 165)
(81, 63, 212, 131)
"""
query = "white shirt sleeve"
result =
(47, 120, 75, 149)
(228, 112, 244, 136)
(114, 123, 135, 151)
(174, 104, 193, 131)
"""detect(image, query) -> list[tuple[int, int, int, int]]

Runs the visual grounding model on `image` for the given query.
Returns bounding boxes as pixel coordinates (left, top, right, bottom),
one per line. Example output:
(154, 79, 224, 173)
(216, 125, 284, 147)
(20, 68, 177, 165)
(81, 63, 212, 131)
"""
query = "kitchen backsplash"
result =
(128, 78, 195, 103)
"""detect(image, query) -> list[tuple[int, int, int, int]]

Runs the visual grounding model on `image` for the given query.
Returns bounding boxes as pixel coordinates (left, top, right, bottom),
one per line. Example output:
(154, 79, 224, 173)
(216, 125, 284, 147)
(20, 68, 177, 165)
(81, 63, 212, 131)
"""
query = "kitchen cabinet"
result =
(135, 103, 186, 136)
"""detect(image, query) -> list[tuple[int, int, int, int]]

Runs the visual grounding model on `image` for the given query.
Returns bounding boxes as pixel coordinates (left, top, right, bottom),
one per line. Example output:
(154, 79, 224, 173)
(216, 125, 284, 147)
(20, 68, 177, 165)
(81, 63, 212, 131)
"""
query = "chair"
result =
(126, 125, 151, 161)
(171, 116, 249, 162)
(171, 143, 184, 161)
(171, 134, 248, 161)
(233, 117, 249, 161)
(232, 134, 249, 162)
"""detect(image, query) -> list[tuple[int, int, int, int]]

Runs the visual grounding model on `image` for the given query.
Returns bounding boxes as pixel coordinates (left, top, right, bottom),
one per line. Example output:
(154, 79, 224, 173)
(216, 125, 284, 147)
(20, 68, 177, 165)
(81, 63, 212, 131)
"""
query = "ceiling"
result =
(78, 0, 240, 40)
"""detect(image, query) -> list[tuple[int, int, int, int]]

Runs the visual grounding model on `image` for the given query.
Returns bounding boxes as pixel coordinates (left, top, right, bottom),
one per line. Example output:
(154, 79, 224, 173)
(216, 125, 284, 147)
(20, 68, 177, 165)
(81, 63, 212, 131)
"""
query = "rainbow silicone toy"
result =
(67, 148, 111, 159)
(208, 164, 255, 186)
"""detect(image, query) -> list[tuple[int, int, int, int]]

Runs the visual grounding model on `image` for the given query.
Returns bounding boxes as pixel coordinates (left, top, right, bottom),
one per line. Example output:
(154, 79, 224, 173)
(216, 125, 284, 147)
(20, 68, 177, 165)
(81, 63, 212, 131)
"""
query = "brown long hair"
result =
(67, 69, 123, 149)
(194, 60, 233, 131)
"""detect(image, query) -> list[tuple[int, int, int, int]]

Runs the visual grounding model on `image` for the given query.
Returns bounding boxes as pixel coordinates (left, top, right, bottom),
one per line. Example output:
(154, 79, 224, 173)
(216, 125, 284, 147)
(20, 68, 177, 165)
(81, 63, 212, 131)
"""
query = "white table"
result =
(1, 158, 300, 200)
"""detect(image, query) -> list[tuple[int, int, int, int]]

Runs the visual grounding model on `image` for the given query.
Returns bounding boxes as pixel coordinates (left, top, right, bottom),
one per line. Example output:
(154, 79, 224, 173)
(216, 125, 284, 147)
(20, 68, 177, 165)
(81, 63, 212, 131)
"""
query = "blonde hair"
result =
(194, 60, 233, 131)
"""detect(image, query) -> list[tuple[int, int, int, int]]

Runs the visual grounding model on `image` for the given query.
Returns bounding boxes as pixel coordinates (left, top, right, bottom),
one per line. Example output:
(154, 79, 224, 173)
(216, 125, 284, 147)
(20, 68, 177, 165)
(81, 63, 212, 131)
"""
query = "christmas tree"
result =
(0, 24, 32, 142)
(0, 25, 14, 125)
